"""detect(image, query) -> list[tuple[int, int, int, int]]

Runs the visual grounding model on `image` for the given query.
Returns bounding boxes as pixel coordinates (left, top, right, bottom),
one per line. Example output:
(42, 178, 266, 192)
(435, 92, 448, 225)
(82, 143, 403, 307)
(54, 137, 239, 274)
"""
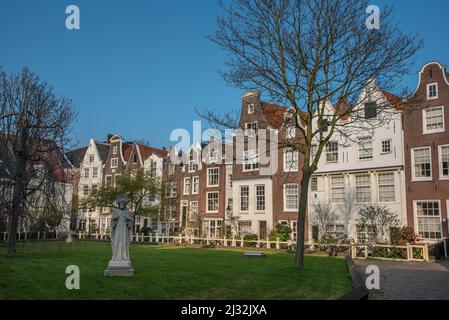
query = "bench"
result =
(244, 252, 266, 258)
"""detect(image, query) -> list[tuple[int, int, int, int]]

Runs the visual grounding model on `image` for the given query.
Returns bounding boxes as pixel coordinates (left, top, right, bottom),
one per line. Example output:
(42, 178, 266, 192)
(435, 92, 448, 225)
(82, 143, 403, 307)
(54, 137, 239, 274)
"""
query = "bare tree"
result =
(309, 203, 337, 239)
(199, 0, 421, 268)
(359, 205, 399, 244)
(0, 67, 76, 257)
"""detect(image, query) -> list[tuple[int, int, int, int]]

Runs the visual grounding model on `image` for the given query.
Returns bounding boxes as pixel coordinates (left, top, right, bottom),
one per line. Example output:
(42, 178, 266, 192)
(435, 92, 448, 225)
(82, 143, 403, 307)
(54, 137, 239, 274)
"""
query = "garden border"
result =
(338, 257, 369, 300)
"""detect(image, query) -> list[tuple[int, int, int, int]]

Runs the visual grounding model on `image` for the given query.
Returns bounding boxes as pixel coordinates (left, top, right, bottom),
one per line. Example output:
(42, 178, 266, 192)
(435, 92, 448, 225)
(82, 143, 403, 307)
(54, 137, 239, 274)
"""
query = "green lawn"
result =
(0, 241, 351, 300)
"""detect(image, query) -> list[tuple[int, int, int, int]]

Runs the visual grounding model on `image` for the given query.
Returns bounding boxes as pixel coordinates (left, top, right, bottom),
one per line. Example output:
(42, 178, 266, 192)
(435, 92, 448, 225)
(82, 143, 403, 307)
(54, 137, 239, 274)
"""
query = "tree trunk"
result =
(295, 170, 312, 269)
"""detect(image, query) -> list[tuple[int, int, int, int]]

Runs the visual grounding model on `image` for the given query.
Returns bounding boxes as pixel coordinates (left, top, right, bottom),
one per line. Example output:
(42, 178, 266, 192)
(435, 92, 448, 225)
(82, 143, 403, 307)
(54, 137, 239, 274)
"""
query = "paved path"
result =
(354, 259, 449, 300)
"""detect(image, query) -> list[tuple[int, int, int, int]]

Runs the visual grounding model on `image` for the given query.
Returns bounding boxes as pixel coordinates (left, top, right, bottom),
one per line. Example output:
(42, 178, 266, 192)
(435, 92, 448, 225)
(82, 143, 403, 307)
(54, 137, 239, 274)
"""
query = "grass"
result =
(0, 241, 351, 300)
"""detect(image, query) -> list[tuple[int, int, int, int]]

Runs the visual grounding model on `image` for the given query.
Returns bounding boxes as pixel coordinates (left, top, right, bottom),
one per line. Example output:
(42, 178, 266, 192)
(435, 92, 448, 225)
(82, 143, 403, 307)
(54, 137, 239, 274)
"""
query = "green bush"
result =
(140, 226, 152, 236)
(269, 224, 292, 241)
(243, 233, 259, 247)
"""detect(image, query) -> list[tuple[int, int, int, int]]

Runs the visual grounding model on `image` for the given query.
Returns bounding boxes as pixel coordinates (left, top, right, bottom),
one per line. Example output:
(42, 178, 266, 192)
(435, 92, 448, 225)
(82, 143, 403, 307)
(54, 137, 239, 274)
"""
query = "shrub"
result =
(269, 224, 292, 242)
(390, 227, 418, 245)
(243, 233, 259, 247)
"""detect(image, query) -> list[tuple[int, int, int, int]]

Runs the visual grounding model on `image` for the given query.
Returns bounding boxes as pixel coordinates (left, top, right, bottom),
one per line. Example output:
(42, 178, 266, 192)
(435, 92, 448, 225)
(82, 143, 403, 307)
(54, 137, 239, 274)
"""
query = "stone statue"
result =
(104, 195, 134, 277)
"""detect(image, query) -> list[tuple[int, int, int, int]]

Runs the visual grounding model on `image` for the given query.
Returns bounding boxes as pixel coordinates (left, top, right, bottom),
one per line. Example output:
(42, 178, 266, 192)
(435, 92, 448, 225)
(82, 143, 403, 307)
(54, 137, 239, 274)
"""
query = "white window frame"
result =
(378, 172, 396, 203)
(240, 186, 249, 213)
(245, 121, 258, 137)
(381, 139, 392, 154)
(192, 176, 200, 194)
(413, 200, 442, 241)
(92, 167, 98, 178)
(438, 144, 449, 180)
(207, 167, 220, 187)
(168, 163, 175, 175)
(358, 136, 373, 160)
(423, 106, 445, 134)
(325, 142, 338, 164)
(247, 103, 255, 114)
(206, 191, 219, 213)
(111, 158, 118, 168)
(183, 177, 191, 195)
(283, 184, 299, 212)
(355, 174, 371, 203)
(330, 175, 345, 204)
(112, 146, 118, 155)
(189, 201, 199, 222)
(89, 154, 95, 163)
(84, 168, 89, 179)
(411, 147, 432, 182)
(243, 150, 259, 172)
(255, 184, 266, 212)
(426, 82, 439, 100)
(283, 148, 299, 172)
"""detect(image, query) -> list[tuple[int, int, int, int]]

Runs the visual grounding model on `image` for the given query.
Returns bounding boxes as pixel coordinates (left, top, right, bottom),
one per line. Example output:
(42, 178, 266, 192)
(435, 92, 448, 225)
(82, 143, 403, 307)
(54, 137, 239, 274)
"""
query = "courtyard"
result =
(0, 241, 351, 300)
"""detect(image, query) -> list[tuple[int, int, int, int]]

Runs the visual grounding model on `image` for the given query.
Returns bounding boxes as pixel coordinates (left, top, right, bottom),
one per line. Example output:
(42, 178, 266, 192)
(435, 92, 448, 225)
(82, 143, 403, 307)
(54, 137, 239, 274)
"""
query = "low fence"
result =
(1, 231, 436, 262)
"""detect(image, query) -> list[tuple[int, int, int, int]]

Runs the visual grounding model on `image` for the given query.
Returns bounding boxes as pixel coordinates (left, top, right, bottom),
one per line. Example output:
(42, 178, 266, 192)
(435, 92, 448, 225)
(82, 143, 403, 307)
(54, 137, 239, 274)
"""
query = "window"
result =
(192, 176, 199, 194)
(415, 201, 441, 240)
(355, 174, 371, 203)
(208, 150, 218, 163)
(243, 150, 259, 171)
(189, 201, 198, 222)
(247, 103, 254, 114)
(183, 177, 191, 195)
(439, 145, 449, 178)
(92, 167, 98, 178)
(310, 177, 318, 191)
(228, 174, 233, 188)
(358, 137, 373, 160)
(284, 184, 299, 211)
(255, 185, 265, 211)
(284, 148, 299, 172)
(82, 185, 89, 196)
(207, 192, 219, 212)
(240, 186, 249, 212)
(188, 153, 197, 172)
(364, 102, 377, 119)
(427, 83, 438, 100)
(113, 146, 117, 154)
(203, 219, 222, 238)
(326, 142, 338, 163)
(84, 168, 89, 179)
(167, 182, 177, 198)
(286, 125, 296, 139)
(168, 164, 175, 175)
(238, 221, 252, 236)
(378, 172, 395, 202)
(91, 184, 98, 193)
(245, 122, 258, 136)
(111, 158, 118, 168)
(133, 153, 138, 163)
(105, 175, 112, 187)
(331, 175, 345, 203)
(291, 221, 297, 241)
(412, 147, 432, 180)
(356, 225, 376, 244)
(149, 161, 157, 178)
(207, 168, 219, 186)
(89, 155, 94, 163)
(423, 106, 444, 133)
(381, 140, 392, 154)
(114, 174, 121, 186)
(320, 119, 329, 132)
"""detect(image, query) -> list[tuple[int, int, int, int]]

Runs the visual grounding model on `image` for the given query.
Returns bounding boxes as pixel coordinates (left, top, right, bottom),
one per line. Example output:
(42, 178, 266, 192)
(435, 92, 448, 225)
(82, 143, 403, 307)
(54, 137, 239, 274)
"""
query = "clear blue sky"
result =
(1, 0, 448, 150)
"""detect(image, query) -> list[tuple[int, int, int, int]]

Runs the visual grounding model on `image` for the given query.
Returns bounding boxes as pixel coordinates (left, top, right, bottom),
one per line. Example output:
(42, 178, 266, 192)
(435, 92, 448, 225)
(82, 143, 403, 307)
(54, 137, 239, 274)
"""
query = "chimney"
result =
(106, 133, 113, 142)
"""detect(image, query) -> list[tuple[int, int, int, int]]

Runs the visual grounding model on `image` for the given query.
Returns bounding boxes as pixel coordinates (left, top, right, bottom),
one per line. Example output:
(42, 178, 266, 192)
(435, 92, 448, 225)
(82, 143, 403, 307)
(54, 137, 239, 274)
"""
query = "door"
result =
(181, 201, 188, 227)
(259, 221, 267, 239)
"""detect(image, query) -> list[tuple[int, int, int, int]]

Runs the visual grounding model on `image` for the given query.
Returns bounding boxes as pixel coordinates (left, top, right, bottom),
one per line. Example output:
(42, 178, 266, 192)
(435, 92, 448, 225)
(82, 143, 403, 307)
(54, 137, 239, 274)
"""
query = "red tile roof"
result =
(382, 91, 405, 111)
(261, 102, 289, 129)
(138, 144, 168, 160)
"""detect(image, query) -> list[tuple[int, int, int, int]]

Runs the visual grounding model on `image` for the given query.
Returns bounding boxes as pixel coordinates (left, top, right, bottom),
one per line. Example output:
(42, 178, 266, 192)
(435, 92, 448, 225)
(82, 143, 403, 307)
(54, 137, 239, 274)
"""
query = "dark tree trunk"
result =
(295, 170, 312, 269)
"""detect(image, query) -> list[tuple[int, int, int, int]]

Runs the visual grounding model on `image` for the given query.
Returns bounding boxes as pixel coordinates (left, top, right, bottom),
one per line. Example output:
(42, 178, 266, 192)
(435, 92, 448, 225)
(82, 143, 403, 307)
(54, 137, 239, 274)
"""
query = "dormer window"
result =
(89, 154, 94, 163)
(247, 103, 255, 114)
(113, 146, 118, 155)
(427, 83, 438, 100)
(188, 153, 197, 172)
(364, 102, 377, 119)
(133, 153, 138, 163)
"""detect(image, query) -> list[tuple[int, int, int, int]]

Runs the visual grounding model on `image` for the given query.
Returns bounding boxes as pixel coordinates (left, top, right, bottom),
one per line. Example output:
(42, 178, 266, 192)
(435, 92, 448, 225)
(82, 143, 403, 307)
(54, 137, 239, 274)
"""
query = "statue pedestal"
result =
(104, 261, 134, 277)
